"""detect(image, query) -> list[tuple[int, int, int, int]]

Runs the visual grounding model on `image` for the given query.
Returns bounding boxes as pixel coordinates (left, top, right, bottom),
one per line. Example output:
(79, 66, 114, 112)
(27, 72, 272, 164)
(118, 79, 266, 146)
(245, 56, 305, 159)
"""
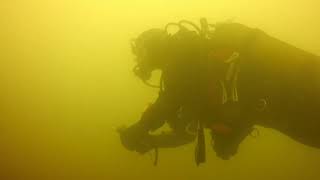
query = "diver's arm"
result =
(120, 91, 180, 153)
(150, 129, 196, 148)
(128, 115, 196, 150)
(135, 91, 180, 132)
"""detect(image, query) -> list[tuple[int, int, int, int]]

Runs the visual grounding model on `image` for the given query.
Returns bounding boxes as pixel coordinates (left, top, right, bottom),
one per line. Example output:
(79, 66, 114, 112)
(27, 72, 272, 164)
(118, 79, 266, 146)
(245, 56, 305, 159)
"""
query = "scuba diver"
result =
(119, 18, 257, 164)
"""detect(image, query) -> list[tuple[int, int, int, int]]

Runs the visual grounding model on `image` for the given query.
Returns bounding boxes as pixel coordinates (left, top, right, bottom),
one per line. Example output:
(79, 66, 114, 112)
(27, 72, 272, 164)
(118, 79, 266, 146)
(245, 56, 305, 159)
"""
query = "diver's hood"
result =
(131, 28, 169, 86)
(131, 18, 216, 88)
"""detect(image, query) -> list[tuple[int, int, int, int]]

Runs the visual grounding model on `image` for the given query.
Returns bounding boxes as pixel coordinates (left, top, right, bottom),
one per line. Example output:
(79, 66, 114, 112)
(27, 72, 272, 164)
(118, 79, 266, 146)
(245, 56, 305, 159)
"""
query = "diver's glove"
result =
(118, 124, 155, 154)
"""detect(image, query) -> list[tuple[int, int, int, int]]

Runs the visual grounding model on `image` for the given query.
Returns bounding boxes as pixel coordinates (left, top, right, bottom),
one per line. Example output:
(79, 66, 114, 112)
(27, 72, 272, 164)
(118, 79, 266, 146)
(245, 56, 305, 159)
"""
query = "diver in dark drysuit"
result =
(119, 19, 255, 162)
(120, 27, 206, 153)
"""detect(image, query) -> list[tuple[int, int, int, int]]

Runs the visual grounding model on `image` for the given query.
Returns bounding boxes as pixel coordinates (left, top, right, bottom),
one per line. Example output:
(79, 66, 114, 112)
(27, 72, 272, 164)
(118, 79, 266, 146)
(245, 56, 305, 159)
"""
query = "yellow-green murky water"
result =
(1, 0, 320, 179)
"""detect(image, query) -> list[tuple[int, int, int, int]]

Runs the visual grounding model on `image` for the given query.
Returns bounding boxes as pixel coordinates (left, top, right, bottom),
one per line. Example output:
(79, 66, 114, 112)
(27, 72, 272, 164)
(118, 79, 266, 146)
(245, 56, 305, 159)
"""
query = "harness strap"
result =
(195, 120, 206, 166)
(220, 52, 240, 104)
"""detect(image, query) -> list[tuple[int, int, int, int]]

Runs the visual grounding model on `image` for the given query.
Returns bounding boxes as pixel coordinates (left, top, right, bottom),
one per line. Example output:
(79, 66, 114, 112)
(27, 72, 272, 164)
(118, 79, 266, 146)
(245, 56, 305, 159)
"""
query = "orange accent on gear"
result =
(208, 48, 235, 62)
(210, 122, 233, 135)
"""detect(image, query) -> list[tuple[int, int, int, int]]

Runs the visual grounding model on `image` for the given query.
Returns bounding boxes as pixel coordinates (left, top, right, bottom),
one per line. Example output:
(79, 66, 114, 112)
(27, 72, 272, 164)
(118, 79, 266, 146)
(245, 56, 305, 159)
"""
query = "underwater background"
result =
(1, 0, 320, 179)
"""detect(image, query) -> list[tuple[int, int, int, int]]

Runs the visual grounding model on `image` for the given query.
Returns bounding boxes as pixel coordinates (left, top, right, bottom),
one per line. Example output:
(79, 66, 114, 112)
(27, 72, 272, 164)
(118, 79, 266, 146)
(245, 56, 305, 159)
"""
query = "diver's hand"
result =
(118, 124, 155, 154)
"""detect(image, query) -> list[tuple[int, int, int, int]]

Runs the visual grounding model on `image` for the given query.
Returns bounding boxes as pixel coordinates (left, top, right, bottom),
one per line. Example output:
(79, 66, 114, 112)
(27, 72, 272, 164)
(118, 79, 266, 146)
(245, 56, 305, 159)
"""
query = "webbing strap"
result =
(220, 52, 240, 104)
